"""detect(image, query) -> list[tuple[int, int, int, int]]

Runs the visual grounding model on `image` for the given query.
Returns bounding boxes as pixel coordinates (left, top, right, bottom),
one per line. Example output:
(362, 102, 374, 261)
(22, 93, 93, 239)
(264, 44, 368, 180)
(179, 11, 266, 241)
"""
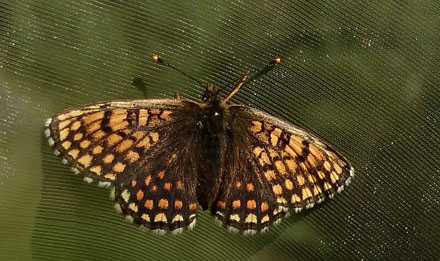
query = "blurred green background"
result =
(1, 1, 439, 260)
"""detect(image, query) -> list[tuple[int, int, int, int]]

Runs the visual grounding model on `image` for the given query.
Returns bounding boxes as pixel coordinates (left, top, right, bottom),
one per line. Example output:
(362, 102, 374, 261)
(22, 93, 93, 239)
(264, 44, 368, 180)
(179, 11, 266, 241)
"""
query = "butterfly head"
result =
(201, 85, 221, 104)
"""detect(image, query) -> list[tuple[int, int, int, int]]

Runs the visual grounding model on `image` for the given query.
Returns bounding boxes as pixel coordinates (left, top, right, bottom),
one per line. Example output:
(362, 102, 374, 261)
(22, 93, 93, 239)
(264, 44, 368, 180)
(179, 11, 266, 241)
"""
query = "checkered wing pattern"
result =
(212, 105, 354, 233)
(45, 99, 198, 232)
(45, 99, 182, 184)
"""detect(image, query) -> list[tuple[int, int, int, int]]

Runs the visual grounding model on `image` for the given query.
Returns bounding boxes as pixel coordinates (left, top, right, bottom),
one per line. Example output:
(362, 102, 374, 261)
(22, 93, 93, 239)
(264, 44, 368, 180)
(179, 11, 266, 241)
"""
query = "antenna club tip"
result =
(270, 57, 281, 65)
(152, 55, 162, 63)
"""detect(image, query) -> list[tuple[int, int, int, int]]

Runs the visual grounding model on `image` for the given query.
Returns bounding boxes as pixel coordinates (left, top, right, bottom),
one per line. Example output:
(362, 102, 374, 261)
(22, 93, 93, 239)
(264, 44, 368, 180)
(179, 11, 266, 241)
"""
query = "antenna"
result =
(222, 57, 281, 103)
(152, 55, 205, 87)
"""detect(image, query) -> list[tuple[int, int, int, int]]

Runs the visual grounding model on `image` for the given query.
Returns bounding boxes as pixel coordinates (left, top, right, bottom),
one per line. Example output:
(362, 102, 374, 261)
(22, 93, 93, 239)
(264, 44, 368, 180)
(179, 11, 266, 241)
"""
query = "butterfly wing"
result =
(45, 99, 200, 232)
(211, 105, 354, 233)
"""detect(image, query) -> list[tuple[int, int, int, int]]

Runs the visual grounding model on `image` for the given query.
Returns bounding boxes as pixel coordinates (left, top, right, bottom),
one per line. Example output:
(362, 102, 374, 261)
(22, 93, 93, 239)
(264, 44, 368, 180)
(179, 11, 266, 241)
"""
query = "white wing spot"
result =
(45, 118, 52, 127)
(98, 181, 111, 188)
(83, 177, 93, 183)
(48, 138, 55, 147)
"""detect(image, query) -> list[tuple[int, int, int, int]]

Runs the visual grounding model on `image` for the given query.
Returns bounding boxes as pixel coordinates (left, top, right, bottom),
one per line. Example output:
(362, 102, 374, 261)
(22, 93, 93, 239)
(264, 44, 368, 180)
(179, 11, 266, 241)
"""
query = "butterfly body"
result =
(45, 80, 354, 234)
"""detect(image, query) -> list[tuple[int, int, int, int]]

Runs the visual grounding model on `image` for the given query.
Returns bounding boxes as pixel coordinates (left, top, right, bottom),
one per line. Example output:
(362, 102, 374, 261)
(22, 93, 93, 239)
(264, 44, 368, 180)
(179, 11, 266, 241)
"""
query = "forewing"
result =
(45, 99, 183, 185)
(212, 105, 354, 233)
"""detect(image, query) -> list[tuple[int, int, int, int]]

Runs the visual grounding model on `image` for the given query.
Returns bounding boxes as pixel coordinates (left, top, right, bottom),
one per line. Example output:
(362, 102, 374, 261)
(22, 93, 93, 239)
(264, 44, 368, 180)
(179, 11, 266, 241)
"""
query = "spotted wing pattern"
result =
(45, 99, 198, 232)
(212, 106, 354, 233)
(114, 141, 197, 234)
(45, 99, 180, 185)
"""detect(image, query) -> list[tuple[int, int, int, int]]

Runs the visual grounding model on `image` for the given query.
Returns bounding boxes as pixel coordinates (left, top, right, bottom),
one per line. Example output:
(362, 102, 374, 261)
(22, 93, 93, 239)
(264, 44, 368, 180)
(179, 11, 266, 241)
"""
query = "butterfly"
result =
(44, 56, 354, 235)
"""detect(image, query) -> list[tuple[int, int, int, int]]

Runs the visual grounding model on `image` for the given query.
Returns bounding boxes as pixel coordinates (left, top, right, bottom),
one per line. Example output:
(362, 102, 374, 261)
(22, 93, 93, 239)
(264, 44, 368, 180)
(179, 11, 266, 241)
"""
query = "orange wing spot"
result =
(324, 161, 332, 172)
(324, 182, 332, 191)
(131, 180, 137, 186)
(189, 203, 197, 211)
(92, 145, 104, 154)
(273, 184, 283, 195)
(87, 120, 102, 133)
(264, 170, 276, 181)
(252, 146, 264, 157)
(79, 139, 91, 149)
(217, 201, 226, 209)
(154, 213, 167, 223)
(70, 121, 81, 131)
(261, 202, 269, 212)
(256, 132, 269, 143)
(174, 200, 183, 209)
(150, 132, 159, 143)
(110, 109, 127, 122)
(250, 121, 263, 133)
(110, 121, 128, 131)
(297, 175, 305, 186)
(151, 185, 157, 192)
(260, 152, 271, 165)
(129, 203, 138, 212)
(308, 174, 317, 184)
(330, 171, 339, 184)
(307, 154, 317, 167)
(312, 185, 321, 196)
(160, 110, 173, 121)
(90, 165, 102, 175)
(246, 183, 254, 192)
(57, 110, 87, 121)
(59, 128, 70, 141)
(141, 213, 150, 222)
(78, 154, 93, 168)
(157, 170, 165, 179)
(103, 154, 114, 164)
(73, 132, 83, 141)
(246, 200, 256, 210)
(144, 175, 151, 186)
(104, 173, 116, 180)
(285, 179, 293, 190)
(144, 199, 154, 210)
(291, 194, 301, 203)
(150, 108, 161, 115)
(176, 180, 183, 189)
(232, 200, 241, 209)
(285, 159, 297, 172)
(58, 120, 71, 130)
(134, 190, 143, 202)
(132, 131, 146, 141)
(116, 139, 133, 152)
(270, 128, 282, 147)
(158, 199, 169, 209)
(333, 163, 343, 174)
(107, 133, 123, 147)
(164, 182, 171, 190)
(92, 130, 106, 140)
(235, 181, 242, 189)
(318, 170, 326, 180)
(136, 136, 151, 149)
(275, 160, 287, 174)
(302, 187, 313, 200)
(112, 162, 126, 173)
(284, 145, 296, 158)
(289, 136, 303, 155)
(125, 150, 140, 163)
(309, 144, 323, 161)
(245, 214, 258, 224)
(61, 141, 72, 150)
(68, 149, 79, 159)
(83, 111, 105, 125)
(138, 109, 149, 126)
(261, 215, 270, 223)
